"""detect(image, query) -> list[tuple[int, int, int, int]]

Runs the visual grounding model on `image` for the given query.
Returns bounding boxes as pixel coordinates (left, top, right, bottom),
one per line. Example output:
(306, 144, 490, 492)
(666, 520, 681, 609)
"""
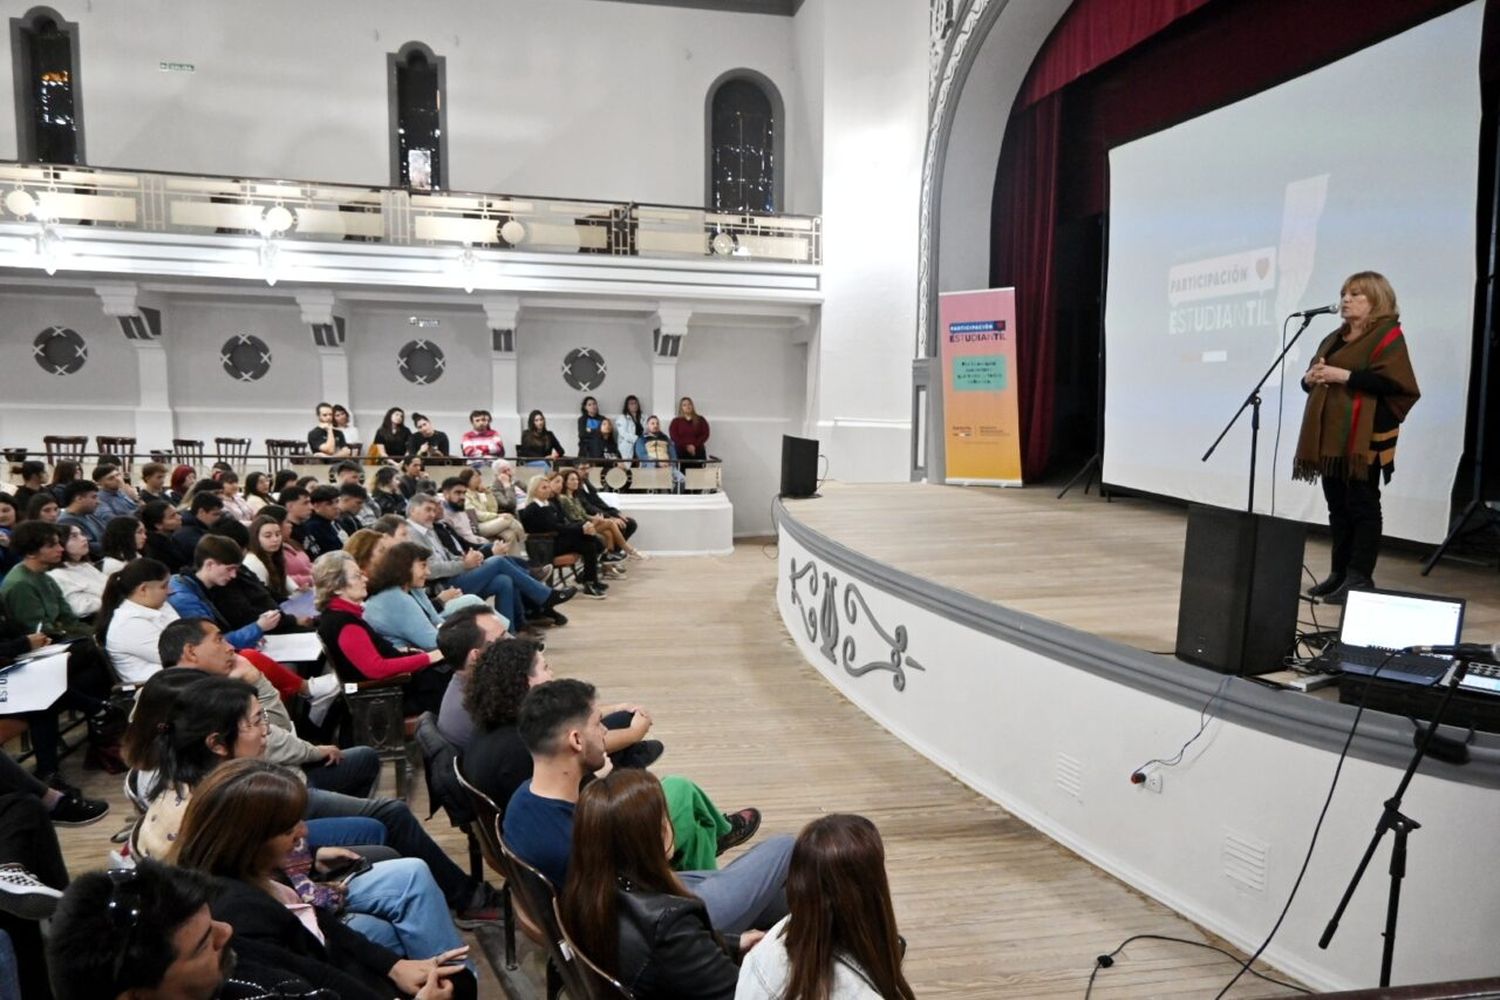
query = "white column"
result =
(650, 302, 693, 419)
(297, 290, 349, 408)
(483, 295, 523, 443)
(96, 282, 175, 450)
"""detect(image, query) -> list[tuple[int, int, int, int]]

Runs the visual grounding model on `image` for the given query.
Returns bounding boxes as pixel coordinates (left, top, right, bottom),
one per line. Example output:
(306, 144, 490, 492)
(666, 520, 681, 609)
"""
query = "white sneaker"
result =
(0, 863, 62, 920)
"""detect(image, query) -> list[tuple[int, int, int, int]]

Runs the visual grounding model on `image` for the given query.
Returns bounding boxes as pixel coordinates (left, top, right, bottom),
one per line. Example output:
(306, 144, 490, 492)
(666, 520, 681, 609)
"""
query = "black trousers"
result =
(1321, 466, 1384, 579)
(0, 793, 69, 999)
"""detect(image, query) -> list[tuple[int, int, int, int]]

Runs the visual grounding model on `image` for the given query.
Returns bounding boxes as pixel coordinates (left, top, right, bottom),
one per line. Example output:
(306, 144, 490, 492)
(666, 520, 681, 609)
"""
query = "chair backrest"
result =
(452, 756, 507, 875)
(171, 439, 205, 465)
(95, 435, 138, 468)
(214, 437, 252, 467)
(264, 439, 309, 473)
(499, 835, 600, 999)
(553, 897, 635, 999)
(43, 435, 87, 464)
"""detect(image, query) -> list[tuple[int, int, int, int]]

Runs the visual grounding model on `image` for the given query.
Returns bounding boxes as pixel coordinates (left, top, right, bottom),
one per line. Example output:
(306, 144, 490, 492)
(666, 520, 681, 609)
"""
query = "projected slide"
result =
(1102, 2, 1480, 544)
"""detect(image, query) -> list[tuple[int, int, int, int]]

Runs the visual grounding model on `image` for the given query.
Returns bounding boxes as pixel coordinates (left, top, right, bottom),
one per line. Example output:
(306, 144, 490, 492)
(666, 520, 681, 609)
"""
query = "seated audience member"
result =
(270, 469, 298, 502)
(516, 409, 565, 465)
(561, 770, 758, 1000)
(308, 401, 354, 458)
(99, 557, 178, 684)
(169, 464, 197, 504)
(332, 403, 360, 445)
(57, 479, 106, 558)
(370, 466, 408, 517)
(407, 492, 571, 630)
(219, 470, 256, 525)
(158, 618, 367, 796)
(10, 461, 47, 512)
(141, 499, 188, 571)
(279, 483, 314, 543)
(459, 466, 524, 550)
(47, 460, 80, 503)
(0, 790, 70, 999)
(242, 471, 275, 515)
(2, 521, 95, 640)
(301, 485, 345, 558)
(0, 493, 16, 577)
(520, 475, 606, 597)
(576, 461, 641, 552)
(205, 543, 313, 638)
(670, 395, 712, 466)
(504, 679, 789, 934)
(436, 476, 489, 549)
(616, 395, 646, 459)
(24, 492, 59, 524)
(175, 759, 475, 1000)
(397, 456, 429, 499)
(577, 396, 605, 459)
(173, 492, 227, 558)
(597, 417, 624, 461)
(337, 482, 371, 535)
(261, 503, 314, 591)
(135, 461, 170, 505)
(100, 514, 146, 577)
(50, 523, 108, 618)
(737, 814, 916, 1000)
(167, 536, 281, 650)
(374, 406, 411, 459)
(47, 860, 346, 1000)
(433, 607, 511, 748)
(406, 413, 451, 457)
(331, 460, 363, 487)
(313, 551, 450, 715)
(343, 526, 395, 576)
(364, 542, 494, 652)
(558, 467, 635, 566)
(243, 513, 304, 601)
(460, 409, 505, 466)
(92, 463, 140, 519)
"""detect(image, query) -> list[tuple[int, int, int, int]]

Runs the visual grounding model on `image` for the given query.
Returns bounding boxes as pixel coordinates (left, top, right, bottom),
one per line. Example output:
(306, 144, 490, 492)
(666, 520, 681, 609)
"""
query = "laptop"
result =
(1329, 589, 1464, 687)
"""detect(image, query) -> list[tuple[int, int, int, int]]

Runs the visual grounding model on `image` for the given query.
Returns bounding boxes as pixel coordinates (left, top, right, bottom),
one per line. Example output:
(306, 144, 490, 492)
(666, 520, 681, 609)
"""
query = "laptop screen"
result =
(1339, 590, 1464, 651)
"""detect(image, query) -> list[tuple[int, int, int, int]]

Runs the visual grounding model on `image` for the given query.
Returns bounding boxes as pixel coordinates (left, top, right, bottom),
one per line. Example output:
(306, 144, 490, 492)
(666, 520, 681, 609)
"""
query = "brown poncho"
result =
(1292, 318, 1420, 484)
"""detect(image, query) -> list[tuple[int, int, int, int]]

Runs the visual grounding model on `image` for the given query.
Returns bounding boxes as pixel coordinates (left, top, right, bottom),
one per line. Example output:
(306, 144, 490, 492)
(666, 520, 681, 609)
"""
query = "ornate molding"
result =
(788, 556, 926, 691)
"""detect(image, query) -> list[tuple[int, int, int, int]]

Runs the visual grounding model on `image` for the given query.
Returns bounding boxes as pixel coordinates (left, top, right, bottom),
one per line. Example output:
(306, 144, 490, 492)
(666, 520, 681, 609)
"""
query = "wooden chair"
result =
(95, 435, 137, 468)
(500, 835, 599, 1000)
(171, 439, 205, 466)
(553, 898, 635, 998)
(452, 757, 519, 971)
(317, 636, 419, 801)
(214, 437, 252, 469)
(264, 439, 309, 473)
(524, 533, 581, 588)
(42, 435, 87, 465)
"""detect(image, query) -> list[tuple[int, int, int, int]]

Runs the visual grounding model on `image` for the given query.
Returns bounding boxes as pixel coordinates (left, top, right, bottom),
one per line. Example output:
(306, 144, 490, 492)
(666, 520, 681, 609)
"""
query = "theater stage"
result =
(775, 482, 1500, 993)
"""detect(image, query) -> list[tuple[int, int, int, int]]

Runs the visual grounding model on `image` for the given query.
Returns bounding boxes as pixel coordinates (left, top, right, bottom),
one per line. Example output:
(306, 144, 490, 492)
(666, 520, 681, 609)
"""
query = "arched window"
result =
(706, 71, 784, 215)
(388, 42, 447, 190)
(10, 7, 84, 164)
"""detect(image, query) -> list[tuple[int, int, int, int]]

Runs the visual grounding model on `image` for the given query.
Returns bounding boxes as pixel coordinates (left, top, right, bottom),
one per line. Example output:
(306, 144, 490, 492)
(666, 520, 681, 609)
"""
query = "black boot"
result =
(1306, 573, 1345, 598)
(1320, 571, 1374, 606)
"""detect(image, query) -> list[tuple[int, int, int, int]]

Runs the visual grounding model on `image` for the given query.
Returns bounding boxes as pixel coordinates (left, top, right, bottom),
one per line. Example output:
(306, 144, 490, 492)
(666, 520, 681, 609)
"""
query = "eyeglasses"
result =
(240, 712, 269, 731)
(105, 868, 145, 986)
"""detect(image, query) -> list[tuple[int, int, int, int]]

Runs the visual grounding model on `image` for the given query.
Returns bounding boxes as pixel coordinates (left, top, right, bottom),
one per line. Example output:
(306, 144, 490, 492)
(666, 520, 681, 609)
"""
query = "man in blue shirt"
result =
(503, 679, 792, 934)
(91, 464, 140, 520)
(56, 480, 107, 559)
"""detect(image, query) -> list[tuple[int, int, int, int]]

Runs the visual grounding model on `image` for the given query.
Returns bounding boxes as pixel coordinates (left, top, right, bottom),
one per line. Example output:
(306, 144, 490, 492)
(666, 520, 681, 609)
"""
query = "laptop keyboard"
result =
(1339, 646, 1450, 678)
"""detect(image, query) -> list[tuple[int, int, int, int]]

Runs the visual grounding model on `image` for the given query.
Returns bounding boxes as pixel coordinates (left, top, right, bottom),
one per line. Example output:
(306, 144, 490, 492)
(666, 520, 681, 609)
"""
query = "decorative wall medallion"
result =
(787, 556, 926, 691)
(32, 326, 87, 375)
(562, 347, 607, 391)
(220, 334, 273, 382)
(398, 339, 446, 385)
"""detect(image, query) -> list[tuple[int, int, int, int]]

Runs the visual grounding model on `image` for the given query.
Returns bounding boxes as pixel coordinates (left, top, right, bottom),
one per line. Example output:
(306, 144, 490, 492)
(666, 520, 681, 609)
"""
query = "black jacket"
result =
(296, 515, 343, 560)
(516, 431, 564, 460)
(614, 884, 739, 1000)
(144, 531, 189, 573)
(405, 430, 451, 457)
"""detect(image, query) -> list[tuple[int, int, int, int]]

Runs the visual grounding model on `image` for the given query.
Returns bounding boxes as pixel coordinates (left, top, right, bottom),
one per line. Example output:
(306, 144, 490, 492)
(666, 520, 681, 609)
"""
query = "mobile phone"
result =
(320, 855, 373, 884)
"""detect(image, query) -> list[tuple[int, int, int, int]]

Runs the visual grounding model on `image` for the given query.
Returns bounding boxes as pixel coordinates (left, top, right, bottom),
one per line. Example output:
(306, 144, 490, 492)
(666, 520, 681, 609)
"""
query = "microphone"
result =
(1403, 642, 1500, 663)
(1292, 303, 1340, 317)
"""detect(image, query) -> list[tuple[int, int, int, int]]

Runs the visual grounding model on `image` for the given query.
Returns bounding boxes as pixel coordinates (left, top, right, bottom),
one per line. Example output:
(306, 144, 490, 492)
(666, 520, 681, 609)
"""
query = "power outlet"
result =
(1145, 772, 1163, 793)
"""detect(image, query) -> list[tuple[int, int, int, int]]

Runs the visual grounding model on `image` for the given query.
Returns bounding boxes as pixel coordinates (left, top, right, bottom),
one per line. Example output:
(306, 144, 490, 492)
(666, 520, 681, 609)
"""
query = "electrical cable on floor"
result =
(1083, 933, 1311, 998)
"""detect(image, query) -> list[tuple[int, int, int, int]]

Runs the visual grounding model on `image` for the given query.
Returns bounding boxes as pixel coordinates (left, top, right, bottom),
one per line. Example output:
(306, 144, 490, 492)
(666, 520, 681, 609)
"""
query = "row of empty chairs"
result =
(32, 435, 312, 472)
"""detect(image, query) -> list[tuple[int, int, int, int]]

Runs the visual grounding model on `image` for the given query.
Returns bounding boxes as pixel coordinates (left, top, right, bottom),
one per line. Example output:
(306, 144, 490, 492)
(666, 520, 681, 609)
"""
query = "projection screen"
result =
(1102, 2, 1481, 544)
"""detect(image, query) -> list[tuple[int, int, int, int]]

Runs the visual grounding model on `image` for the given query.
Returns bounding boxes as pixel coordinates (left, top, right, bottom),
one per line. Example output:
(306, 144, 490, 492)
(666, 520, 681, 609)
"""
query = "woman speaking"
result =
(1294, 271, 1420, 605)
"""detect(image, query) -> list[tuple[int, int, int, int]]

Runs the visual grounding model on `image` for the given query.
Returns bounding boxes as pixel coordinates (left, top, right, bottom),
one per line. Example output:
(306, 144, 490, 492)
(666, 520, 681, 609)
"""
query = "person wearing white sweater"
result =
(99, 558, 179, 684)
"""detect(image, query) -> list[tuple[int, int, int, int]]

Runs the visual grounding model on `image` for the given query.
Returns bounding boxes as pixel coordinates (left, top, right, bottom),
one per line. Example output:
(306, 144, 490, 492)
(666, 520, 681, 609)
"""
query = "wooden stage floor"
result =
(783, 482, 1500, 653)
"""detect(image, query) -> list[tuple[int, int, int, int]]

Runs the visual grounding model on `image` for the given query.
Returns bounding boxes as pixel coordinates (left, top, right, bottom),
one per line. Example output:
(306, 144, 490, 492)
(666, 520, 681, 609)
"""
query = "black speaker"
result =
(1175, 505, 1306, 675)
(780, 435, 820, 498)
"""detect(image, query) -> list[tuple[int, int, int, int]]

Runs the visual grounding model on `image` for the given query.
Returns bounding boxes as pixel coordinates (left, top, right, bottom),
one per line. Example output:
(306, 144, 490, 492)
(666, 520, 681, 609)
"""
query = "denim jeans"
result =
(305, 816, 386, 852)
(451, 560, 522, 628)
(304, 745, 381, 798)
(304, 788, 477, 907)
(342, 858, 474, 971)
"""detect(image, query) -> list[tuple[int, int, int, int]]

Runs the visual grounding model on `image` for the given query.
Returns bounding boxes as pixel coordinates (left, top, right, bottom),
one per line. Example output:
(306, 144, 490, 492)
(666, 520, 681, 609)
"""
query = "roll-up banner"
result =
(938, 288, 1023, 485)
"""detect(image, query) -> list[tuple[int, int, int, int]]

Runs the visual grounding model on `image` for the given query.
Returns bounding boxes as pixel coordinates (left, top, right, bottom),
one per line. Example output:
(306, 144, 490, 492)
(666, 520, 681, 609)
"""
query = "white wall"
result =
(346, 305, 493, 440)
(1, 0, 802, 208)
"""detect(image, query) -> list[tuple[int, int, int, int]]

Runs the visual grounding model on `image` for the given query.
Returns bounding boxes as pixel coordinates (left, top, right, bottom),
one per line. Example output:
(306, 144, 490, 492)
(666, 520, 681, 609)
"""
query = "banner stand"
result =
(938, 288, 1024, 485)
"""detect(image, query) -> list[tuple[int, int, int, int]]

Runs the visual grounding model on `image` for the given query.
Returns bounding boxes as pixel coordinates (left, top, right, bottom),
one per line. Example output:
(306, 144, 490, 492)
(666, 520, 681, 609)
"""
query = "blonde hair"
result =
(311, 550, 358, 611)
(1341, 271, 1399, 329)
(525, 474, 550, 504)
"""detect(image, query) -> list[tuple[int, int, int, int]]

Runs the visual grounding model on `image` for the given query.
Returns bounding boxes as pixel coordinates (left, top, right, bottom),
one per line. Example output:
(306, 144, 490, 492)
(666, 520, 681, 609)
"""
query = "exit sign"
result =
(158, 61, 195, 73)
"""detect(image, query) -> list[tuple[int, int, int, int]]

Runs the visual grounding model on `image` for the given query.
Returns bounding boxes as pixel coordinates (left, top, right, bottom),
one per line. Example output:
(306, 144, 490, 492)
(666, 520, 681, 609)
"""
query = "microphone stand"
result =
(1202, 313, 1320, 513)
(1317, 658, 1472, 987)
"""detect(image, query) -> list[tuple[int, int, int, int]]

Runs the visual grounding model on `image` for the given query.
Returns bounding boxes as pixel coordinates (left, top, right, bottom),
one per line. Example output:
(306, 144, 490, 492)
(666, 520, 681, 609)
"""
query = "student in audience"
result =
(243, 514, 302, 599)
(363, 542, 496, 655)
(577, 396, 605, 459)
(242, 470, 275, 515)
(98, 557, 178, 684)
(10, 461, 46, 512)
(47, 460, 80, 503)
(521, 474, 606, 597)
(174, 759, 475, 1000)
(266, 503, 315, 591)
(436, 476, 488, 549)
(371, 514, 411, 538)
(173, 491, 227, 559)
(398, 455, 428, 499)
(371, 466, 408, 516)
(204, 535, 314, 638)
(560, 770, 755, 1000)
(504, 679, 788, 934)
(597, 417, 624, 461)
(169, 464, 197, 504)
(100, 514, 146, 576)
(301, 485, 345, 557)
(559, 467, 638, 565)
(279, 483, 313, 541)
(2, 521, 95, 639)
(57, 479, 106, 558)
(406, 413, 451, 457)
(308, 401, 354, 458)
(617, 395, 645, 459)
(457, 465, 524, 551)
(433, 607, 511, 748)
(270, 469, 299, 501)
(671, 395, 712, 466)
(459, 409, 505, 466)
(337, 482, 372, 535)
(167, 536, 281, 650)
(636, 414, 678, 465)
(313, 551, 451, 715)
(141, 499, 188, 571)
(25, 492, 59, 523)
(92, 463, 140, 519)
(343, 526, 394, 576)
(0, 493, 17, 577)
(576, 460, 640, 548)
(332, 403, 360, 444)
(517, 409, 565, 464)
(50, 524, 108, 618)
(736, 814, 916, 1000)
(219, 470, 256, 525)
(374, 406, 412, 459)
(135, 461, 170, 505)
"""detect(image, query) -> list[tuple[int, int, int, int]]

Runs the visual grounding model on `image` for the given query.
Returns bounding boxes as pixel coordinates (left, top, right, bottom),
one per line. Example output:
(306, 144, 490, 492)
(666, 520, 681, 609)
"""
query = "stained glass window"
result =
(710, 78, 775, 215)
(13, 9, 82, 164)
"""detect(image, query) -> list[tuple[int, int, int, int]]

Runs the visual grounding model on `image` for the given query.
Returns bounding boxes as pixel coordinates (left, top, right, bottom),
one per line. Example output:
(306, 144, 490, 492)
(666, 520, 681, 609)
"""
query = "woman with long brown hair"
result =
(737, 814, 914, 1000)
(560, 769, 754, 999)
